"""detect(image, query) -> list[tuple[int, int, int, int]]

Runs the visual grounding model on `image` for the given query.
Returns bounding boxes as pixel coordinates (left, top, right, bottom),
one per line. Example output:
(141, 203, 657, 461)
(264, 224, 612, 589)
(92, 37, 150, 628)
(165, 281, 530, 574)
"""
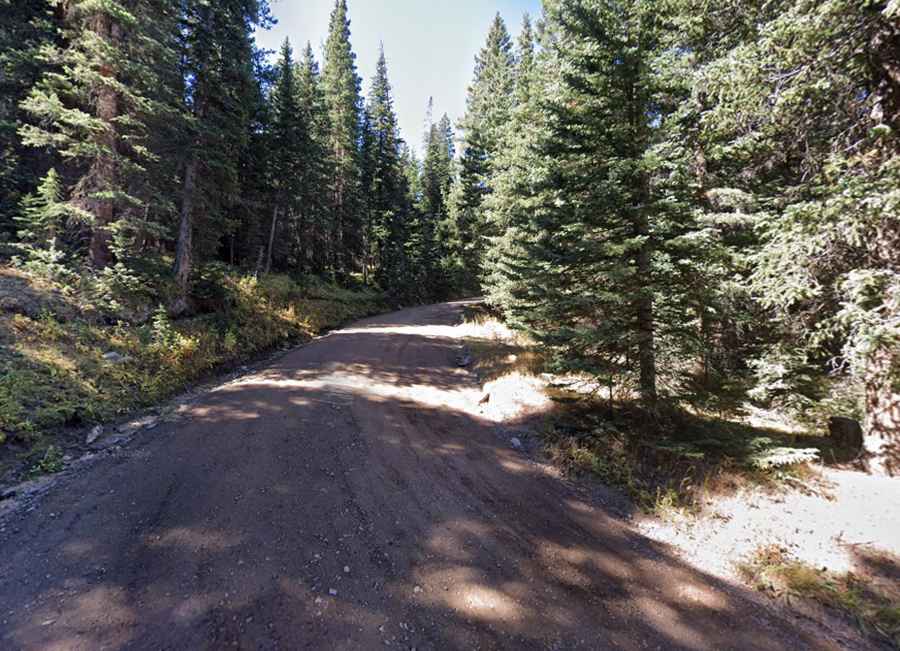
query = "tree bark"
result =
(254, 245, 265, 279)
(635, 221, 657, 406)
(171, 156, 197, 316)
(863, 342, 900, 476)
(265, 206, 279, 275)
(334, 174, 345, 277)
(626, 65, 657, 406)
(870, 14, 900, 128)
(86, 11, 121, 269)
(296, 207, 306, 274)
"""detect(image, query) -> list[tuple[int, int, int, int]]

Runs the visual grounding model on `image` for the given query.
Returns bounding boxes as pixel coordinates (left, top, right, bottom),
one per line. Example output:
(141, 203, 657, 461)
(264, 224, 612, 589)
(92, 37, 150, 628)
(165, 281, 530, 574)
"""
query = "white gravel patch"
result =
(636, 467, 900, 579)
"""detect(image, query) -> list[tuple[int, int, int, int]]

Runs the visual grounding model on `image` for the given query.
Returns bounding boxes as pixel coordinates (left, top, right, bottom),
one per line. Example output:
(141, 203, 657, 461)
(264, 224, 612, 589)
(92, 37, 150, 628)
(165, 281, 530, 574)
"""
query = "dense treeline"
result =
(0, 0, 461, 314)
(2, 0, 897, 468)
(459, 1, 898, 468)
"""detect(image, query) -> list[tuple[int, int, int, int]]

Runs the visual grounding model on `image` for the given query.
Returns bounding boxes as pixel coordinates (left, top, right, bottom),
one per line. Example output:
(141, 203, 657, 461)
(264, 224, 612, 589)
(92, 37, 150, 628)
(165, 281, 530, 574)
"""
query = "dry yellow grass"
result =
(0, 270, 384, 462)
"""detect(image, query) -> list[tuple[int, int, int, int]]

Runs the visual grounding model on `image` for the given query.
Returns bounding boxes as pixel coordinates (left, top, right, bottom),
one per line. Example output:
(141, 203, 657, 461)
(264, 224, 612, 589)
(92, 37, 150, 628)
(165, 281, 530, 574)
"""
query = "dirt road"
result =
(0, 302, 845, 650)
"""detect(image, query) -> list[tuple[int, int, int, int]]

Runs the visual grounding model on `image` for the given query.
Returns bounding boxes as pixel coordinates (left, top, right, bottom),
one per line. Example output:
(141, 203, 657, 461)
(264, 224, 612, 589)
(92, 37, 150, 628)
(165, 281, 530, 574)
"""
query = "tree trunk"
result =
(296, 207, 306, 274)
(254, 245, 265, 279)
(265, 206, 279, 275)
(86, 12, 121, 269)
(870, 16, 900, 128)
(171, 156, 197, 316)
(627, 68, 657, 406)
(334, 179, 345, 277)
(635, 226, 657, 406)
(362, 215, 370, 285)
(864, 344, 900, 476)
(859, 16, 900, 474)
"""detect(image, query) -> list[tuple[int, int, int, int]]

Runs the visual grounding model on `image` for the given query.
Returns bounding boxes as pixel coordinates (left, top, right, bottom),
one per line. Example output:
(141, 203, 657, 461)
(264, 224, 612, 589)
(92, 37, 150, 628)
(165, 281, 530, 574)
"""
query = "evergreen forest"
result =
(1, 0, 898, 473)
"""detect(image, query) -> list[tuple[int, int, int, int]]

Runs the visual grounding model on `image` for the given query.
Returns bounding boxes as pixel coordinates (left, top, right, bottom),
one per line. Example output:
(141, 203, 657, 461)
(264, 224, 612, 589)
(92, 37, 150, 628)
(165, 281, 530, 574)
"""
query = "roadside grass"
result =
(0, 268, 384, 474)
(26, 444, 65, 478)
(459, 303, 542, 380)
(739, 546, 900, 649)
(543, 400, 826, 516)
(458, 305, 828, 516)
(459, 305, 898, 649)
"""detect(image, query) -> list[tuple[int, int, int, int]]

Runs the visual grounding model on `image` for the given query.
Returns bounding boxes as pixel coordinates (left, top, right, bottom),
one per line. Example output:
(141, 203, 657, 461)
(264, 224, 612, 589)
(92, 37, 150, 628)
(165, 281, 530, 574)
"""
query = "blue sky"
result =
(255, 0, 542, 155)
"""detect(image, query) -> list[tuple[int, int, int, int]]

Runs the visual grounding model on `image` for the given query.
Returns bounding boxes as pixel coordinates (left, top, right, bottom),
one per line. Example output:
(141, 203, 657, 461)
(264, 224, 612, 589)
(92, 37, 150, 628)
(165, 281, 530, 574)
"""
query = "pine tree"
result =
(267, 37, 309, 272)
(422, 113, 454, 225)
(322, 0, 363, 278)
(490, 0, 703, 406)
(172, 0, 271, 312)
(294, 43, 332, 275)
(12, 169, 73, 280)
(421, 109, 455, 297)
(0, 0, 60, 243)
(450, 13, 516, 288)
(20, 0, 181, 269)
(15, 168, 68, 248)
(482, 12, 541, 313)
(228, 52, 275, 270)
(363, 46, 413, 296)
(687, 0, 900, 467)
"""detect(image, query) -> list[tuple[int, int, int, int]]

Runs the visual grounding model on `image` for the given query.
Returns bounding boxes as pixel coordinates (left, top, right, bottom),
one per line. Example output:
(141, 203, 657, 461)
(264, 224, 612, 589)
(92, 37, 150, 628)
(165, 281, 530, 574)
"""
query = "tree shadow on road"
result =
(0, 308, 851, 650)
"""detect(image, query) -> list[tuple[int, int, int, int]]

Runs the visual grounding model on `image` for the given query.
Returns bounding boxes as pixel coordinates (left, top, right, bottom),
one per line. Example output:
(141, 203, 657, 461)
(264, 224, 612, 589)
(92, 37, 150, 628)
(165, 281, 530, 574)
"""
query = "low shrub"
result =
(0, 267, 385, 461)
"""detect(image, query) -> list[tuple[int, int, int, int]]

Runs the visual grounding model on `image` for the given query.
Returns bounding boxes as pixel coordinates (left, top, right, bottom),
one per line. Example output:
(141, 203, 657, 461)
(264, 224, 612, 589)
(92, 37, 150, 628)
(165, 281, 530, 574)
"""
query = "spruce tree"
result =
(294, 43, 331, 275)
(322, 0, 363, 278)
(492, 0, 702, 406)
(267, 38, 308, 271)
(0, 0, 60, 243)
(12, 169, 73, 280)
(687, 0, 900, 466)
(172, 0, 271, 311)
(20, 0, 180, 269)
(421, 109, 455, 297)
(15, 168, 68, 249)
(422, 114, 454, 226)
(363, 46, 412, 296)
(482, 12, 541, 314)
(450, 13, 516, 288)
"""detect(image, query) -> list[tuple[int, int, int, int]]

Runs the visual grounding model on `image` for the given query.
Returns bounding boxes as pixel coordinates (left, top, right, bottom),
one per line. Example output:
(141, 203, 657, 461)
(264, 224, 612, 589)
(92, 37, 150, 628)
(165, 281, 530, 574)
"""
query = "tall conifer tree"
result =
(267, 38, 309, 271)
(172, 0, 271, 312)
(20, 0, 180, 269)
(322, 0, 363, 278)
(293, 43, 331, 274)
(450, 13, 516, 288)
(363, 46, 413, 294)
(0, 0, 60, 242)
(421, 110, 455, 296)
(488, 0, 703, 405)
(684, 0, 900, 466)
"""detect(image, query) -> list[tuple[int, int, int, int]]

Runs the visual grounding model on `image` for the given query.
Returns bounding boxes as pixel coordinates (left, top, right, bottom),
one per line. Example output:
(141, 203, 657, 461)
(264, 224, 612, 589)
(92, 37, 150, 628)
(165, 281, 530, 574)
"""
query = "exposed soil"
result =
(637, 468, 900, 581)
(0, 301, 868, 650)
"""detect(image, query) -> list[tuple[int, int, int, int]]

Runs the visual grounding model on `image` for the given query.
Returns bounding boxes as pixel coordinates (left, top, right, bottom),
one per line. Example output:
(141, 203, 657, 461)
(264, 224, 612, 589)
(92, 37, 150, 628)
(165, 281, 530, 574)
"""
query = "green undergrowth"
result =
(739, 546, 900, 648)
(459, 305, 828, 516)
(0, 268, 384, 464)
(544, 399, 826, 515)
